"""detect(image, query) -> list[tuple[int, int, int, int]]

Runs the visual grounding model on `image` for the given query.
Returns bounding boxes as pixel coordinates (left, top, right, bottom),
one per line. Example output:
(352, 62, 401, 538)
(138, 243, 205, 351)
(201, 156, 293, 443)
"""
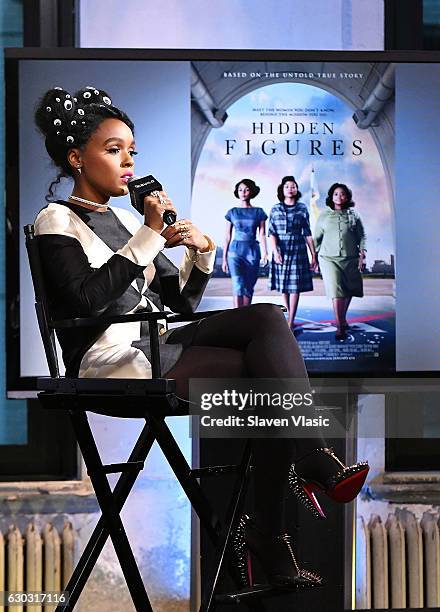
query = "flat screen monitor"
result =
(5, 49, 440, 393)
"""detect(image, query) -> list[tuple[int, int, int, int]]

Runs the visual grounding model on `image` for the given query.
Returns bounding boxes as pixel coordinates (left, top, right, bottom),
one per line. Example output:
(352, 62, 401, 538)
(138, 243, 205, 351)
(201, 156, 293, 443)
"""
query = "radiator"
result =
(0, 522, 75, 612)
(357, 509, 440, 609)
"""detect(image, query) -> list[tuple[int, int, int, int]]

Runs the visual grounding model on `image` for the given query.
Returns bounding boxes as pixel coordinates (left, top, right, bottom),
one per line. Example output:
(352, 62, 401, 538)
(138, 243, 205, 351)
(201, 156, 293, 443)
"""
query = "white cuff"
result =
(185, 246, 216, 275)
(117, 224, 166, 266)
(179, 240, 216, 290)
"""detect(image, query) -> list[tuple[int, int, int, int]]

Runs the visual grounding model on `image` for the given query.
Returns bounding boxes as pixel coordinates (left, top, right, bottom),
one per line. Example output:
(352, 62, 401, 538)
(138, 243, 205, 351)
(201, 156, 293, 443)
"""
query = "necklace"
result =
(69, 195, 109, 209)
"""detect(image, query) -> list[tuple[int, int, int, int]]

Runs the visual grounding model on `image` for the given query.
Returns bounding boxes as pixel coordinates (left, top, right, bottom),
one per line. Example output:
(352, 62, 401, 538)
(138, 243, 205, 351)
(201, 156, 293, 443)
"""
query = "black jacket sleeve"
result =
(149, 252, 211, 314)
(37, 234, 146, 318)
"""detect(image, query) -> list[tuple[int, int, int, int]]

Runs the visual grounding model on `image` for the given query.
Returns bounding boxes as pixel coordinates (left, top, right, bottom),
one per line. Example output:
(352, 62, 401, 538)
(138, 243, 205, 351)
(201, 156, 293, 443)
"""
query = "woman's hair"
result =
(34, 86, 134, 201)
(325, 183, 355, 209)
(277, 176, 302, 203)
(234, 178, 260, 199)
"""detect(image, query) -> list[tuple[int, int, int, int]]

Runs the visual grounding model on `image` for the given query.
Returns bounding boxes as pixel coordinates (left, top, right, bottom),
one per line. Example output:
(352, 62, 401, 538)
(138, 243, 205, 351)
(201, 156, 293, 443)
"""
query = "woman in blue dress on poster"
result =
(222, 179, 268, 307)
(268, 176, 317, 329)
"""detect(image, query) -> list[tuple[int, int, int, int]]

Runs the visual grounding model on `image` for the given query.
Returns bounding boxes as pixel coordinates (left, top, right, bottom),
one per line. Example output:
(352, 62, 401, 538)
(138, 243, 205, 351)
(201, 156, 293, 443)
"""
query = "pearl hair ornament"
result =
(42, 86, 115, 146)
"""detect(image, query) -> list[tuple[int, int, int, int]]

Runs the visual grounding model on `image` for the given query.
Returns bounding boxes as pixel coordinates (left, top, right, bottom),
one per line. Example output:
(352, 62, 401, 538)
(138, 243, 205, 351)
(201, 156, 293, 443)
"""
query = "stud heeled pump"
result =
(233, 515, 323, 590)
(289, 447, 369, 520)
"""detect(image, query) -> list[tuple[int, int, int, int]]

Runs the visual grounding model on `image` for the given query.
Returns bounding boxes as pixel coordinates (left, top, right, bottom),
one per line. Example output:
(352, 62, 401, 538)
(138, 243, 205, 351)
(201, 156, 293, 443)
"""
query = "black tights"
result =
(166, 304, 326, 534)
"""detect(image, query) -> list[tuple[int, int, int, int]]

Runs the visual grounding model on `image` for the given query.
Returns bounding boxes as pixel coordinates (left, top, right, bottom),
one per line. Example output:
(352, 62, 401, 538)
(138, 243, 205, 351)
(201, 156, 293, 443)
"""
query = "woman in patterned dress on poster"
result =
(268, 176, 317, 329)
(222, 179, 268, 307)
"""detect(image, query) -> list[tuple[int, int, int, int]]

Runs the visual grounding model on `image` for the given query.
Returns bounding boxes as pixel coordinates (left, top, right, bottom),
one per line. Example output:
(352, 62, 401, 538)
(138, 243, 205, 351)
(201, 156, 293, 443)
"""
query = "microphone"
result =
(127, 175, 177, 225)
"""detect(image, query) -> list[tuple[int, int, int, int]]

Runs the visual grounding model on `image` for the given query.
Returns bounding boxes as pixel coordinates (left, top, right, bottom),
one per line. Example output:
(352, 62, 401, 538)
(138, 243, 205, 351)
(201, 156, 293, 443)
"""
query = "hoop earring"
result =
(77, 167, 82, 175)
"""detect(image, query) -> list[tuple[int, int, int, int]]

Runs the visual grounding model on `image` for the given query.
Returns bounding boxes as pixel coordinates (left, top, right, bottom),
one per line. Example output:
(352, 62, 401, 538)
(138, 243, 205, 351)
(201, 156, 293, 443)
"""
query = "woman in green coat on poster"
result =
(314, 183, 366, 340)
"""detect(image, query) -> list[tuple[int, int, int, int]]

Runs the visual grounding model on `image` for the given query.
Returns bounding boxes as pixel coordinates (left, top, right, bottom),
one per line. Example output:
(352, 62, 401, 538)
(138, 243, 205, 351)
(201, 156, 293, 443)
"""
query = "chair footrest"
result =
(100, 461, 144, 474)
(215, 584, 275, 603)
(190, 465, 240, 477)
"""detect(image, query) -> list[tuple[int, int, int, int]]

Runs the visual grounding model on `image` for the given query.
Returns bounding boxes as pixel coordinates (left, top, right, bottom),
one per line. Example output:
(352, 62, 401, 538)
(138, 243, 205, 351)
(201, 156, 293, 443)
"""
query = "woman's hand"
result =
(162, 219, 210, 252)
(309, 254, 318, 272)
(143, 191, 177, 234)
(358, 251, 365, 271)
(222, 258, 229, 274)
(274, 248, 283, 265)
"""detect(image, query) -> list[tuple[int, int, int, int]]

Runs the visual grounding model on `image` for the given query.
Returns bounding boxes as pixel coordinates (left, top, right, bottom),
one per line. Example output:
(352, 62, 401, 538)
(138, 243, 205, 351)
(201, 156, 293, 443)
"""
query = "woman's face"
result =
(238, 183, 251, 201)
(332, 187, 348, 208)
(283, 180, 298, 200)
(77, 118, 136, 199)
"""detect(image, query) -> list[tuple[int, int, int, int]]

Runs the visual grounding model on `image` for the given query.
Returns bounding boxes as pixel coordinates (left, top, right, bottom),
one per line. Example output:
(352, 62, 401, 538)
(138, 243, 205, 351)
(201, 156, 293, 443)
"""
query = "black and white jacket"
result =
(34, 201, 216, 378)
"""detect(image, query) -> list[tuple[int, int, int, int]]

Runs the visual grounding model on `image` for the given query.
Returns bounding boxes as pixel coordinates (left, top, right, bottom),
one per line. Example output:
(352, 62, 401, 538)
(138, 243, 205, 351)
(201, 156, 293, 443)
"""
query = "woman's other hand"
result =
(143, 191, 177, 233)
(222, 258, 229, 274)
(310, 254, 318, 272)
(261, 254, 268, 267)
(358, 251, 365, 271)
(274, 248, 283, 265)
(162, 219, 210, 252)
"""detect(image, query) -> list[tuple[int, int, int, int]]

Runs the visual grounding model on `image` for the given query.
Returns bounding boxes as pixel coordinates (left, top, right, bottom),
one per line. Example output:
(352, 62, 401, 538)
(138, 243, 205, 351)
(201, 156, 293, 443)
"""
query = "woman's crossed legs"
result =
(166, 304, 325, 533)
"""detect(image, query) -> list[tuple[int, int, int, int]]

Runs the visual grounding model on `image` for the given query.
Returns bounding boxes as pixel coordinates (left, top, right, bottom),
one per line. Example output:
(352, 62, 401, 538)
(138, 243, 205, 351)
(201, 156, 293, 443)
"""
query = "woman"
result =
(33, 87, 367, 591)
(222, 179, 268, 307)
(314, 183, 366, 341)
(268, 176, 317, 330)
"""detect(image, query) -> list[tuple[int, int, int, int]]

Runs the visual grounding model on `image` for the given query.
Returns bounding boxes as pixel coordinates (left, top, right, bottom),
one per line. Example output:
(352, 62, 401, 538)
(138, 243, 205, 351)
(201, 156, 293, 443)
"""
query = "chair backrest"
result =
(24, 224, 61, 378)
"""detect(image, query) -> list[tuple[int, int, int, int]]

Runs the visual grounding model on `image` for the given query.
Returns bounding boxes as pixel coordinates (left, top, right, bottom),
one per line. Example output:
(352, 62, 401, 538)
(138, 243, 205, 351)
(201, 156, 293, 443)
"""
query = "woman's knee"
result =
(246, 303, 286, 327)
(168, 346, 245, 379)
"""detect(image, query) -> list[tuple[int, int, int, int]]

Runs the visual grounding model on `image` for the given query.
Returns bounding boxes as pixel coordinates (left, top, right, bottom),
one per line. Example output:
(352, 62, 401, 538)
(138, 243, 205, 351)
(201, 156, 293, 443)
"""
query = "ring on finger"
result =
(157, 194, 167, 206)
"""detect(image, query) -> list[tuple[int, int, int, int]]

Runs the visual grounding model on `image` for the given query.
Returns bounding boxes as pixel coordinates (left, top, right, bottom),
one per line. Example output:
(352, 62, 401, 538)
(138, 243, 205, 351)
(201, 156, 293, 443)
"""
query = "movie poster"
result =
(191, 61, 395, 373)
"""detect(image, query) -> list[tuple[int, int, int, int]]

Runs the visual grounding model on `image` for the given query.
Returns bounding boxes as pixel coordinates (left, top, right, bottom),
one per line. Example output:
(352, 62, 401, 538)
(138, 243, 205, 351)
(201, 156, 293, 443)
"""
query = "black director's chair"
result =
(24, 224, 275, 612)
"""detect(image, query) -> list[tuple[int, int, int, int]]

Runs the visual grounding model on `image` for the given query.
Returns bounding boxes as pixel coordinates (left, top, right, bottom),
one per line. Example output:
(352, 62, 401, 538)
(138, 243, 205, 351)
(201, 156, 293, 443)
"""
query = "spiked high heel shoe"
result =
(233, 515, 323, 590)
(289, 447, 369, 520)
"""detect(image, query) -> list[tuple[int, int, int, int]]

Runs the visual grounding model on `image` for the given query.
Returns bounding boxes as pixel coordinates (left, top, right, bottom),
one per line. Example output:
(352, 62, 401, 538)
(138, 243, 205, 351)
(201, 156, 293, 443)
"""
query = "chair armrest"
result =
(51, 309, 173, 329)
(166, 305, 287, 323)
(51, 308, 232, 329)
(165, 309, 227, 323)
(52, 304, 286, 329)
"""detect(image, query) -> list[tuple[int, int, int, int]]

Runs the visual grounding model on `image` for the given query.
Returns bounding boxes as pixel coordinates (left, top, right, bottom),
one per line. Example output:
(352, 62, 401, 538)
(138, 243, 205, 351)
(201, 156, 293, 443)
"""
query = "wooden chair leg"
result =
(69, 411, 153, 612)
(61, 418, 156, 611)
